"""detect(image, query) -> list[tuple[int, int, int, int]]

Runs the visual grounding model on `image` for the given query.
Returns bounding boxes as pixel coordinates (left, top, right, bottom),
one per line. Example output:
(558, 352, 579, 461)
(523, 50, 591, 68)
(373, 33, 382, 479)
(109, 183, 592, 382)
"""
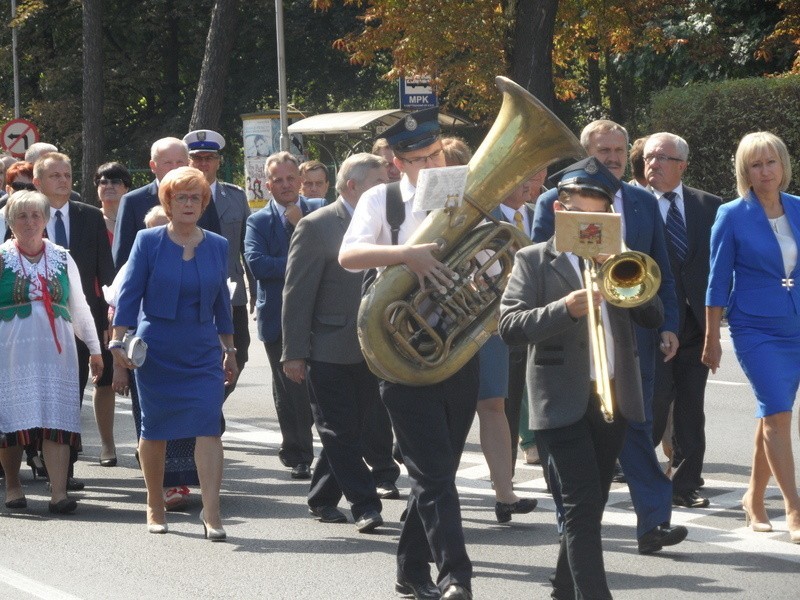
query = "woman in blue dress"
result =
(110, 167, 237, 539)
(703, 132, 800, 543)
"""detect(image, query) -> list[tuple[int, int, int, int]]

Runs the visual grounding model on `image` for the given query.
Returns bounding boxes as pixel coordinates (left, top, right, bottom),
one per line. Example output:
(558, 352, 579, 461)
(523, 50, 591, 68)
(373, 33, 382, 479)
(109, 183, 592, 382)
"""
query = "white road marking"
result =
(0, 566, 84, 600)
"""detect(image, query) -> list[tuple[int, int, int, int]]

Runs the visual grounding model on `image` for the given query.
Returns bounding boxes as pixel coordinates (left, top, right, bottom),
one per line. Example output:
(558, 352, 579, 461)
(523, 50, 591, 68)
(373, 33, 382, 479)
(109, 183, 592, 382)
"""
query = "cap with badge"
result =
(183, 129, 226, 154)
(549, 156, 620, 201)
(381, 107, 441, 153)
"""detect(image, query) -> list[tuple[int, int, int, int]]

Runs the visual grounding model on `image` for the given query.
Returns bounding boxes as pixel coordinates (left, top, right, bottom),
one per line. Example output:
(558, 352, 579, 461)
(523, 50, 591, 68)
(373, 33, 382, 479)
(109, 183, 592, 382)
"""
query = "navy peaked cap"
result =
(550, 156, 620, 201)
(382, 107, 441, 152)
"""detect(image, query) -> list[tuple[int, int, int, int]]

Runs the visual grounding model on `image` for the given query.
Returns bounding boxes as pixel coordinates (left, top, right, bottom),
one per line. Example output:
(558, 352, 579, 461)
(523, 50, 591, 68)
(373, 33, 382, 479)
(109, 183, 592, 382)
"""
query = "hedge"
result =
(648, 75, 800, 200)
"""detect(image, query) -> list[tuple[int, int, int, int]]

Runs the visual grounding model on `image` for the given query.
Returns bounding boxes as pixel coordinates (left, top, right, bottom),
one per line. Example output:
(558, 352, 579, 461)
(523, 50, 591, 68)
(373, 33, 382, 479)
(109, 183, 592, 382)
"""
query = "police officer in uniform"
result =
(339, 108, 477, 600)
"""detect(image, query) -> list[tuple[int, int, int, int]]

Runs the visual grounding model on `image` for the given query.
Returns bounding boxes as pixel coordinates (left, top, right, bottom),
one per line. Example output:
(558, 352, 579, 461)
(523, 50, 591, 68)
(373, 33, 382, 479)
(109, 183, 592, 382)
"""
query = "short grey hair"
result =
(5, 190, 51, 228)
(24, 142, 59, 163)
(336, 153, 388, 195)
(143, 205, 168, 228)
(580, 120, 629, 150)
(265, 151, 300, 174)
(647, 132, 689, 161)
(150, 137, 189, 162)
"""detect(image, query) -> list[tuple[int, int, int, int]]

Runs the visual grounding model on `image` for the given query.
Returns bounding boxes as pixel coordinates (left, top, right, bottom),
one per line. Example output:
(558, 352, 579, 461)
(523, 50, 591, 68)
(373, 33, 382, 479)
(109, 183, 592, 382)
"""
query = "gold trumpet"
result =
(582, 219, 661, 422)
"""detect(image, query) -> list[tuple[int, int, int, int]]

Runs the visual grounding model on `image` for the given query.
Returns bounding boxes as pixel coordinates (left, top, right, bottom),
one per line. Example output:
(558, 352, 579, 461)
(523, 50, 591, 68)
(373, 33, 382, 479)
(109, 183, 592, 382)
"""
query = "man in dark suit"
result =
(645, 132, 722, 509)
(244, 151, 324, 479)
(281, 153, 389, 531)
(185, 129, 253, 395)
(113, 137, 221, 269)
(533, 119, 686, 554)
(33, 153, 115, 489)
(501, 157, 666, 599)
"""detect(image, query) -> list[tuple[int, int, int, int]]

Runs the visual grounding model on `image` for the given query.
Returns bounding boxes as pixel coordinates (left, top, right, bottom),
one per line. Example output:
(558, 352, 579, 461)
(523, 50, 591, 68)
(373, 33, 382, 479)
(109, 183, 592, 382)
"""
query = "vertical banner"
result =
(242, 111, 304, 210)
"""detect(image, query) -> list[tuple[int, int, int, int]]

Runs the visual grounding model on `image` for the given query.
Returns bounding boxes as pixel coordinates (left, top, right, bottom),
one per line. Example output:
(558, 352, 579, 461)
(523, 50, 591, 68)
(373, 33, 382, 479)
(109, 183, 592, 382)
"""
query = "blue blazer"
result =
(113, 180, 223, 270)
(244, 197, 324, 343)
(707, 192, 800, 317)
(114, 226, 233, 333)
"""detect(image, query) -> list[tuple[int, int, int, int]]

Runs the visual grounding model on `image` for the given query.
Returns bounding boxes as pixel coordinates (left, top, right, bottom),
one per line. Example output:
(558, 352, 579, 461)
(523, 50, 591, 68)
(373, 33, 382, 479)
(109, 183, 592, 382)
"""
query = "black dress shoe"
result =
(290, 463, 311, 479)
(48, 498, 77, 515)
(309, 505, 348, 523)
(67, 477, 85, 491)
(441, 584, 472, 600)
(376, 481, 400, 499)
(495, 497, 538, 523)
(673, 490, 710, 509)
(638, 524, 688, 554)
(355, 509, 383, 533)
(5, 496, 27, 510)
(611, 462, 626, 483)
(395, 577, 440, 599)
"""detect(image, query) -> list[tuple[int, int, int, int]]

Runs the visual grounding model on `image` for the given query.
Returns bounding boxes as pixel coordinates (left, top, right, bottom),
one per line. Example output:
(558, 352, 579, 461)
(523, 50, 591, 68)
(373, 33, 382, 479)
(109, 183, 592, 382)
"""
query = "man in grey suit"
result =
(281, 153, 389, 531)
(645, 132, 722, 509)
(185, 129, 253, 394)
(500, 157, 665, 600)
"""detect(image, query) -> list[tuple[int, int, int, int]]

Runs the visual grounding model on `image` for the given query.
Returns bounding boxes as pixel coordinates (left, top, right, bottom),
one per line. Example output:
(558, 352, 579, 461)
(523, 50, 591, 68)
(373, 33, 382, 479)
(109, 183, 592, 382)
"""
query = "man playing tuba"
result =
(499, 157, 665, 600)
(339, 108, 477, 600)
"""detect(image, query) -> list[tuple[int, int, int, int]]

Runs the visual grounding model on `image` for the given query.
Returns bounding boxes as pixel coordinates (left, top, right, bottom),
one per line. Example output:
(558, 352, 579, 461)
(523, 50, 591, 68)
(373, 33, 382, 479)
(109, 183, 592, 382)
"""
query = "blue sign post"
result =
(399, 76, 437, 110)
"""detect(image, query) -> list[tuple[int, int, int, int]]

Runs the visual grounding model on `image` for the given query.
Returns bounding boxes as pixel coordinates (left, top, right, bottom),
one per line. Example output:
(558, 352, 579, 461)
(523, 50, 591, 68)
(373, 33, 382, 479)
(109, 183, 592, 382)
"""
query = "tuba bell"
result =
(358, 76, 585, 385)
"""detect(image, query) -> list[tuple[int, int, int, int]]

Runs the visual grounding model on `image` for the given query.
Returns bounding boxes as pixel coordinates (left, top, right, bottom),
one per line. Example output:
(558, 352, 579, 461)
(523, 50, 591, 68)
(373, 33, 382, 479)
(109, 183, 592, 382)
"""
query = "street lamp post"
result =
(11, 0, 20, 118)
(274, 0, 289, 152)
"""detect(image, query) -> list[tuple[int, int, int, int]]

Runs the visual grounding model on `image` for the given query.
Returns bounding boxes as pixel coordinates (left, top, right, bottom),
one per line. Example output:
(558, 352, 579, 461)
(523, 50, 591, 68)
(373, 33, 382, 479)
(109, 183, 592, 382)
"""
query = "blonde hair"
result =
(157, 166, 211, 217)
(735, 131, 792, 198)
(144, 205, 168, 228)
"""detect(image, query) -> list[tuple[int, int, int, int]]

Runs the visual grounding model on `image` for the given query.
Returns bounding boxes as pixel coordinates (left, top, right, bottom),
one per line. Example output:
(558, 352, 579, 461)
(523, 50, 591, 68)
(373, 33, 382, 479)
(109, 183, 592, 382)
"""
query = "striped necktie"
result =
(513, 210, 525, 233)
(664, 191, 687, 262)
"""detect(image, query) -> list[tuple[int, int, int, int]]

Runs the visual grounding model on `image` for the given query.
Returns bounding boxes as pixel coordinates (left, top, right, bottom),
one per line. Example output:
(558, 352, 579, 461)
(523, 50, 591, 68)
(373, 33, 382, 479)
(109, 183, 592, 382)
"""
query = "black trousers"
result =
(264, 337, 314, 466)
(536, 395, 627, 600)
(381, 356, 479, 592)
(653, 307, 709, 493)
(224, 304, 251, 399)
(306, 360, 382, 520)
(362, 391, 401, 484)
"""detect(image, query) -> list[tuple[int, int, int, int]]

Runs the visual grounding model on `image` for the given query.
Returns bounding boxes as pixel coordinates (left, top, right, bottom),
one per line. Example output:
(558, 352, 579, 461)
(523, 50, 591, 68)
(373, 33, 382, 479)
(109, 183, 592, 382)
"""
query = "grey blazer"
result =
(215, 181, 253, 307)
(281, 198, 365, 365)
(499, 239, 664, 430)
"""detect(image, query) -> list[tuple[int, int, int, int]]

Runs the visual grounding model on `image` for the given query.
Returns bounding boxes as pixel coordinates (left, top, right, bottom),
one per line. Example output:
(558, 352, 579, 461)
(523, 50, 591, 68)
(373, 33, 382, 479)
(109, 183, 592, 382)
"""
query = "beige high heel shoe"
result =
(199, 510, 226, 542)
(742, 504, 773, 533)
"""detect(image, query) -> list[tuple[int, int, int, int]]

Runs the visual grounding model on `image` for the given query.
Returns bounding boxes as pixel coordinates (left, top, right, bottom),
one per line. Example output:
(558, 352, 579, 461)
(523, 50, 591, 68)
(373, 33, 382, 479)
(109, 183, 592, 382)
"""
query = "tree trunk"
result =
(190, 0, 240, 130)
(606, 50, 625, 124)
(587, 42, 602, 108)
(163, 0, 181, 115)
(509, 0, 559, 108)
(81, 0, 103, 206)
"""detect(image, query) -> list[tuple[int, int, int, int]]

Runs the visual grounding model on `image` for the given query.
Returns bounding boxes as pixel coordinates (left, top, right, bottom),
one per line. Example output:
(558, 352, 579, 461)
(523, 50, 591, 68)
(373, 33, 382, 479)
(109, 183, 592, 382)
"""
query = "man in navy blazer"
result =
(533, 119, 687, 554)
(645, 132, 722, 510)
(244, 151, 324, 479)
(113, 137, 221, 269)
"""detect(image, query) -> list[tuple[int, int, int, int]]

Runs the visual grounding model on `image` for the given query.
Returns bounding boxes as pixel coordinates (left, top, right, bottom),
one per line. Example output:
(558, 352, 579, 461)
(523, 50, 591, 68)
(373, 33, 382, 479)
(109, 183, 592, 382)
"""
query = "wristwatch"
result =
(108, 340, 125, 350)
(223, 347, 237, 354)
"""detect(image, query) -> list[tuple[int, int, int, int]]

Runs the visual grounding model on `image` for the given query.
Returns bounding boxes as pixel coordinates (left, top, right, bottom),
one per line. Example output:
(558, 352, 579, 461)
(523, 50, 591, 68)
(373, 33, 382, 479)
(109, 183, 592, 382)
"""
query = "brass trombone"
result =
(582, 214, 661, 423)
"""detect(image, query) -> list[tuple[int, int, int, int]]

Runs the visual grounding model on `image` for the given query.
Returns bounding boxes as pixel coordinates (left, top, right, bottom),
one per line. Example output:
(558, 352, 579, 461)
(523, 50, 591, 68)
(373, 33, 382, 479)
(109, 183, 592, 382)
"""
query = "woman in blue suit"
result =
(110, 167, 237, 539)
(703, 132, 800, 543)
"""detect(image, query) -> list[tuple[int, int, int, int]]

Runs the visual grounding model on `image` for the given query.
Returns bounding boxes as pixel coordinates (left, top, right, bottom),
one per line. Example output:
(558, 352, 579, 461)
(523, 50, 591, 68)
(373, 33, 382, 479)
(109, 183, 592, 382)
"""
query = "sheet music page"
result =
(413, 166, 469, 212)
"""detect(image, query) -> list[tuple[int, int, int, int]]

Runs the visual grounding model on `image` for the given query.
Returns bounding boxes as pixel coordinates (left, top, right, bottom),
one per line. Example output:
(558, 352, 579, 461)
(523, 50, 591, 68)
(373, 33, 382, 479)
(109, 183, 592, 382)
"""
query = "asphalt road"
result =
(1, 320, 799, 599)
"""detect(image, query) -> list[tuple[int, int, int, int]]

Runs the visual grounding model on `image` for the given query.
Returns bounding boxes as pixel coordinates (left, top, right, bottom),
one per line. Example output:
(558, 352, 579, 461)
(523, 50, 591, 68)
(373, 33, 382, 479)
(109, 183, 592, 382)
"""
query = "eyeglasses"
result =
(190, 154, 220, 162)
(10, 181, 37, 191)
(97, 178, 125, 186)
(643, 154, 684, 164)
(397, 148, 444, 166)
(172, 194, 203, 205)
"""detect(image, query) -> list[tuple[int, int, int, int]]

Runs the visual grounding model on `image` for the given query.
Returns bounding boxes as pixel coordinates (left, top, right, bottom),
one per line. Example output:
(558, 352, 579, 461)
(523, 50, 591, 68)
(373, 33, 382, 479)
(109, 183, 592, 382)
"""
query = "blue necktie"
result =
(664, 191, 687, 262)
(54, 209, 68, 248)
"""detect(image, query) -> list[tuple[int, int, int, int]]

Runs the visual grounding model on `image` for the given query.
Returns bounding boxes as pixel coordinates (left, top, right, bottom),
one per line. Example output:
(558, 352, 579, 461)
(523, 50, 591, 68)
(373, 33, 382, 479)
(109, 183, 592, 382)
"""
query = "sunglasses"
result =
(10, 181, 37, 192)
(97, 178, 125, 186)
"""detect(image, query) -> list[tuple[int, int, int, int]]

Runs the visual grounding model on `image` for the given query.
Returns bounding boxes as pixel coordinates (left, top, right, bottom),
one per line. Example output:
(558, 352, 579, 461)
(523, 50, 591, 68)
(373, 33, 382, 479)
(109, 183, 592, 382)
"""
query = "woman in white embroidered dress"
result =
(0, 191, 102, 514)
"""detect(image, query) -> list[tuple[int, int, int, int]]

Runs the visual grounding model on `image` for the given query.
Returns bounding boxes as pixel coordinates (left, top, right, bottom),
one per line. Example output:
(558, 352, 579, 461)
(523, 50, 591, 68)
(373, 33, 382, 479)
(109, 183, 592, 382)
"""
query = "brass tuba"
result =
(358, 76, 585, 385)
